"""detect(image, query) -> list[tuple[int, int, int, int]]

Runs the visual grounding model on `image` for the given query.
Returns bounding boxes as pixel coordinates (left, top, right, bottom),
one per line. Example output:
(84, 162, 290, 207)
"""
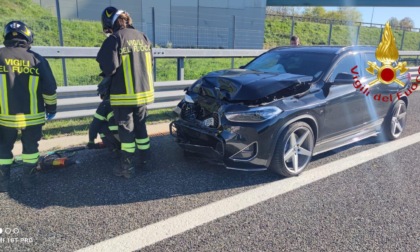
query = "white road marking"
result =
(77, 132, 420, 252)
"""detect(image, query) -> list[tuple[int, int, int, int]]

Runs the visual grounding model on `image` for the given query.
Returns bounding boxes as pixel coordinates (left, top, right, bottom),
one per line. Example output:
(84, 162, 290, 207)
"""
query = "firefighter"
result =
(87, 77, 121, 157)
(0, 21, 57, 192)
(96, 7, 154, 178)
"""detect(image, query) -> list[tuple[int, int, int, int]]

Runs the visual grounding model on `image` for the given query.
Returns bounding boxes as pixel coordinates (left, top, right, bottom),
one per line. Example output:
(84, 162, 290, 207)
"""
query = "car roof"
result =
(269, 45, 377, 55)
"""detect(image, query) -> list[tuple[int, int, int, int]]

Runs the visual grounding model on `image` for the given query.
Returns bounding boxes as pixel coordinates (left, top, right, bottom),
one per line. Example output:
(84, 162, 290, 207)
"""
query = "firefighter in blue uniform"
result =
(0, 21, 57, 192)
(96, 7, 154, 178)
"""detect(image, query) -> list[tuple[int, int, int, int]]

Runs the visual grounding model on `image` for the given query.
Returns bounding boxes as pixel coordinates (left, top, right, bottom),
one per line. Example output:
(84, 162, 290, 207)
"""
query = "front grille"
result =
(180, 103, 197, 122)
(180, 103, 220, 129)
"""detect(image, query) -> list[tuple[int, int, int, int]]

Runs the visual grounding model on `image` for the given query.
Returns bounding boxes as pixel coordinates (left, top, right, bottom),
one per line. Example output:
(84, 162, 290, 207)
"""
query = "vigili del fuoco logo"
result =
(351, 22, 419, 102)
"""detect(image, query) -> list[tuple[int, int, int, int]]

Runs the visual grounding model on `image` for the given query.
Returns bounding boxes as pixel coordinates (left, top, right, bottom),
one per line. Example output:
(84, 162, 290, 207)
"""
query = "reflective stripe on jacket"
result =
(0, 45, 57, 128)
(96, 27, 154, 107)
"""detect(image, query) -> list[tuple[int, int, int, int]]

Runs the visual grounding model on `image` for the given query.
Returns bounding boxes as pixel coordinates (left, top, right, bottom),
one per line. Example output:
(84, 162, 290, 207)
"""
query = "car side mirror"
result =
(333, 73, 353, 85)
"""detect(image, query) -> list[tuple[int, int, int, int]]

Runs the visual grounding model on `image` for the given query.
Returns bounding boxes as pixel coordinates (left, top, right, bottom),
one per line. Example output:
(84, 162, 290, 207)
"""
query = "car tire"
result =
(270, 121, 315, 177)
(381, 100, 407, 141)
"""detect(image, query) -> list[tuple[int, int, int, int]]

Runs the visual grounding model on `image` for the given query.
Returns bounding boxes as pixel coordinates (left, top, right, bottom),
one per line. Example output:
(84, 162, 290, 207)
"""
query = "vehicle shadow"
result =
(7, 134, 281, 209)
(311, 136, 380, 162)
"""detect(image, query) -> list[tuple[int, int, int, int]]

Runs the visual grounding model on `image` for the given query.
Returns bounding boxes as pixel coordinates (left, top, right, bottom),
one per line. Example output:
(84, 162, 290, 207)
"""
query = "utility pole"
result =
(370, 7, 375, 27)
(55, 0, 68, 86)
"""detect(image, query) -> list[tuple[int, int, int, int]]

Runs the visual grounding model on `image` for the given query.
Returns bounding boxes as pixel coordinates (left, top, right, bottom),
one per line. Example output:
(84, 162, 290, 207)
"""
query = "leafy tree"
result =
(388, 17, 399, 28)
(308, 7, 362, 23)
(399, 17, 414, 31)
(266, 7, 301, 16)
(337, 7, 362, 23)
(303, 7, 327, 19)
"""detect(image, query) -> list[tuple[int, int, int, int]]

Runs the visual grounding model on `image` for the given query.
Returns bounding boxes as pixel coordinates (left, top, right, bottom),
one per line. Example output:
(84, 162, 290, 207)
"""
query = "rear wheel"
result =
(381, 100, 407, 140)
(270, 121, 314, 177)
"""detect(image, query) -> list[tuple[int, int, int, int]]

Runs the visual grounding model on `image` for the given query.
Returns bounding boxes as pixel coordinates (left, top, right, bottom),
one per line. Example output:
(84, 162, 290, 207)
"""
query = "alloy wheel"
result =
(283, 126, 314, 174)
(391, 102, 406, 138)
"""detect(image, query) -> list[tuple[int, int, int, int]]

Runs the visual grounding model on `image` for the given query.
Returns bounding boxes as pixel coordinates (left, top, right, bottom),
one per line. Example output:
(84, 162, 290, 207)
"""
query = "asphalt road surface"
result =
(1, 92, 419, 252)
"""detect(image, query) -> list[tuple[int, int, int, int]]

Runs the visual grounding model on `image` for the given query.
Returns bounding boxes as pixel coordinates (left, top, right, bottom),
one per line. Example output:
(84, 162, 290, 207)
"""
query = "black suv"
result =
(170, 46, 411, 177)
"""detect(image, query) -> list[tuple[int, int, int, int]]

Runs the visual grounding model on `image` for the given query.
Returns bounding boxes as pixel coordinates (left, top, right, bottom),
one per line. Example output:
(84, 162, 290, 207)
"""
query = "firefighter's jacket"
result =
(0, 42, 57, 128)
(96, 27, 154, 107)
(89, 99, 118, 142)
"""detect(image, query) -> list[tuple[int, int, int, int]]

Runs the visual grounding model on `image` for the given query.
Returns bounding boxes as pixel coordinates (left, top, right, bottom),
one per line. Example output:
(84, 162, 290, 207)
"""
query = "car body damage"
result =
(170, 46, 411, 176)
(192, 69, 313, 103)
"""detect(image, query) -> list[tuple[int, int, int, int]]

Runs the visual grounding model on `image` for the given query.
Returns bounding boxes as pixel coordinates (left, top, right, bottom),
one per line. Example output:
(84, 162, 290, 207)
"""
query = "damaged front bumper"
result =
(170, 119, 270, 171)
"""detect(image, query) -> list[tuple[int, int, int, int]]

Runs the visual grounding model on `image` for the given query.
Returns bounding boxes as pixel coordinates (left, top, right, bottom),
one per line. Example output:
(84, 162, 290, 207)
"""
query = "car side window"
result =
(329, 54, 359, 83)
(362, 53, 381, 78)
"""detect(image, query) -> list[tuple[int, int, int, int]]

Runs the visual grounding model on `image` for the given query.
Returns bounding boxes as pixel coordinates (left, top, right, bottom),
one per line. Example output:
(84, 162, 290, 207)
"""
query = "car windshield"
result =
(244, 50, 335, 79)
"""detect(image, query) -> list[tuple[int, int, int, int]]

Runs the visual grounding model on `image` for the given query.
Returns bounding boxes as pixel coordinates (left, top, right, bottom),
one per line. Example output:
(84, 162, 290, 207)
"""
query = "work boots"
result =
(0, 165, 11, 192)
(22, 164, 38, 189)
(114, 152, 135, 179)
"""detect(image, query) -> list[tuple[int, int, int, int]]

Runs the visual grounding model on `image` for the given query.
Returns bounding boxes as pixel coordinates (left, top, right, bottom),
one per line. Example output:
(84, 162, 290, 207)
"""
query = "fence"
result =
(265, 14, 420, 50)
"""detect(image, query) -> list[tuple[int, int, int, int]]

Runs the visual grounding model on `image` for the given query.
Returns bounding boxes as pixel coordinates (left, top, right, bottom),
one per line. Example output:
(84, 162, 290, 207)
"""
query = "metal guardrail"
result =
(31, 46, 267, 58)
(55, 80, 194, 120)
(409, 66, 420, 82)
(55, 66, 419, 120)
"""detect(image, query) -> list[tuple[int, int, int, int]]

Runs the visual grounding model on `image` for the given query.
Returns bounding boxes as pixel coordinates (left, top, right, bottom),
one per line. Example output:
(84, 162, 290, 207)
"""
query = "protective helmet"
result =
(4, 21, 34, 44)
(101, 6, 125, 33)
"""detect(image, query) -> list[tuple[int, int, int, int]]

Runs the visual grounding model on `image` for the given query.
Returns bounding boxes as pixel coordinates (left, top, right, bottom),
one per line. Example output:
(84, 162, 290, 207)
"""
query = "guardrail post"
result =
(177, 58, 184, 80)
(55, 0, 68, 86)
(153, 58, 157, 81)
(152, 7, 156, 47)
(379, 26, 383, 44)
(328, 21, 333, 45)
(290, 16, 295, 38)
(355, 25, 360, 45)
(400, 30, 405, 50)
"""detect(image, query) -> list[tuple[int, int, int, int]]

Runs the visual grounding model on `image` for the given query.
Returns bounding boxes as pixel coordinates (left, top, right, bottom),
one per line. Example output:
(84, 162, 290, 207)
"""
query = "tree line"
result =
(266, 7, 416, 30)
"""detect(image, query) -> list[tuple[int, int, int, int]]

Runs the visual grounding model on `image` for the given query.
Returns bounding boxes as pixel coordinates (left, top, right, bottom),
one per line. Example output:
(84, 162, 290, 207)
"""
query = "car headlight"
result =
(184, 94, 194, 103)
(225, 106, 282, 123)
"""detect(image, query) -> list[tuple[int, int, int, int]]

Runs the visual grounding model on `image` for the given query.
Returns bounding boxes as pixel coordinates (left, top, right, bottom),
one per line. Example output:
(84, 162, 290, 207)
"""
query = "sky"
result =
(324, 7, 420, 28)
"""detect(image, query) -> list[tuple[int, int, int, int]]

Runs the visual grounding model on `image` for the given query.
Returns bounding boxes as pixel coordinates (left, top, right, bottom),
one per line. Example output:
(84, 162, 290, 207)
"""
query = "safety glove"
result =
(46, 112, 56, 121)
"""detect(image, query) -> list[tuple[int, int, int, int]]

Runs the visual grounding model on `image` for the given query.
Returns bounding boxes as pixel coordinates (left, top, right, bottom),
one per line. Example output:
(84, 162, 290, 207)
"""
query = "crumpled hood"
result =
(189, 69, 312, 101)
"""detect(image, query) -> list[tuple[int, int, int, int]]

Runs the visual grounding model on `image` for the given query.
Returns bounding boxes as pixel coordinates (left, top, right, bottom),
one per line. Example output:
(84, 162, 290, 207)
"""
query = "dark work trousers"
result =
(99, 123, 121, 151)
(0, 125, 42, 165)
(113, 106, 149, 155)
